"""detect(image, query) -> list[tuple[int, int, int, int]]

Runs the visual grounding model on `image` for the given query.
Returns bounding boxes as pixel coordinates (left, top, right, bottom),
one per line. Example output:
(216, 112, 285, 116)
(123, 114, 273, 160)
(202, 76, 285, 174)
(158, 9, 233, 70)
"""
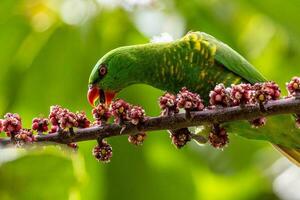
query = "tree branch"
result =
(1, 97, 300, 147)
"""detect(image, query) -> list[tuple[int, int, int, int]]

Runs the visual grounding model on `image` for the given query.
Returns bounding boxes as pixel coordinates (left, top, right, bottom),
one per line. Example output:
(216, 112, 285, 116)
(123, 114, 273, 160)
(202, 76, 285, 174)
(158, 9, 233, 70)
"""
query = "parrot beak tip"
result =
(87, 85, 100, 107)
(87, 85, 116, 107)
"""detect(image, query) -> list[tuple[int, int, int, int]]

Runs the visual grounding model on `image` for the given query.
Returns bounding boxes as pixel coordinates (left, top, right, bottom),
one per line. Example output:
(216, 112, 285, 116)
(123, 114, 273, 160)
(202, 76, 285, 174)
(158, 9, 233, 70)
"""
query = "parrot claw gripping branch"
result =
(1, 78, 300, 163)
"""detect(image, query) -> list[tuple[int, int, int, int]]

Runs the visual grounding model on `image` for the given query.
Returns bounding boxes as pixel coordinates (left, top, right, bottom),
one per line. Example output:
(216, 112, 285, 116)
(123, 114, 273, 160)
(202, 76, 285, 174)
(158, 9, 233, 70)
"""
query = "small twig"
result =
(1, 97, 300, 147)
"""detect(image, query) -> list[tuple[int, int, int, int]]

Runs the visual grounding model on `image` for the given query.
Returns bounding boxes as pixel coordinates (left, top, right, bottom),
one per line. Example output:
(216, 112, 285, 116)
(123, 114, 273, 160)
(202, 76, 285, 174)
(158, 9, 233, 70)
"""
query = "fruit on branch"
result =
(127, 106, 146, 125)
(253, 82, 281, 103)
(159, 92, 179, 116)
(2, 113, 22, 137)
(209, 83, 231, 107)
(75, 112, 91, 128)
(92, 103, 111, 124)
(287, 76, 300, 96)
(208, 124, 229, 149)
(110, 99, 130, 124)
(32, 118, 49, 133)
(177, 87, 205, 111)
(57, 109, 78, 129)
(230, 83, 252, 106)
(49, 105, 63, 127)
(170, 128, 192, 149)
(93, 140, 113, 163)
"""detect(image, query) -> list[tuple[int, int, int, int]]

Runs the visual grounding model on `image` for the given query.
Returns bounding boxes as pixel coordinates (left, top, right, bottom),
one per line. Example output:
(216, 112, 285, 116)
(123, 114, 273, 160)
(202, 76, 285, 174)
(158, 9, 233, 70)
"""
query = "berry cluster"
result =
(157, 82, 281, 149)
(159, 88, 204, 147)
(209, 81, 281, 107)
(177, 87, 205, 111)
(209, 83, 231, 107)
(170, 128, 192, 149)
(92, 103, 111, 126)
(110, 99, 131, 124)
(230, 83, 252, 105)
(0, 100, 148, 162)
(76, 112, 91, 128)
(0, 113, 35, 146)
(2, 113, 22, 137)
(49, 106, 92, 131)
(93, 140, 113, 163)
(252, 82, 281, 103)
(0, 106, 93, 148)
(32, 118, 49, 133)
(49, 106, 79, 129)
(209, 82, 281, 129)
(159, 92, 179, 116)
(110, 99, 147, 146)
(287, 77, 300, 96)
(159, 88, 204, 117)
(208, 125, 229, 149)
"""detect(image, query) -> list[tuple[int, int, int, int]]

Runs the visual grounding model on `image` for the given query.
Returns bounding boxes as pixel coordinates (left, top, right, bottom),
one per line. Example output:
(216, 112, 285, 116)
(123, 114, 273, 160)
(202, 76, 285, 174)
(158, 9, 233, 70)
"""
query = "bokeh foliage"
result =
(0, 0, 299, 199)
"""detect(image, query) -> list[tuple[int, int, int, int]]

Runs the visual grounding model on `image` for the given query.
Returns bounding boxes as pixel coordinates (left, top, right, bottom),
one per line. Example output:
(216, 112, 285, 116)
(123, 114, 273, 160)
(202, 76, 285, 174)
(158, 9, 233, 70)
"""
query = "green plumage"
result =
(89, 31, 300, 151)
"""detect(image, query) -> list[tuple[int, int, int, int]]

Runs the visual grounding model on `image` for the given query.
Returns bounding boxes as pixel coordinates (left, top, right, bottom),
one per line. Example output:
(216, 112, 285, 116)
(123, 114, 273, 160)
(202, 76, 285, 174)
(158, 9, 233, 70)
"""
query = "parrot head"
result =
(87, 47, 137, 107)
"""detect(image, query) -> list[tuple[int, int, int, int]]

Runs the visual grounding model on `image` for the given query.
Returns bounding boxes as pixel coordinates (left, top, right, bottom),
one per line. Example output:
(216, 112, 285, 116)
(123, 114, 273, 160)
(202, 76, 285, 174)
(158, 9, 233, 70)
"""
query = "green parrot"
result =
(88, 31, 300, 166)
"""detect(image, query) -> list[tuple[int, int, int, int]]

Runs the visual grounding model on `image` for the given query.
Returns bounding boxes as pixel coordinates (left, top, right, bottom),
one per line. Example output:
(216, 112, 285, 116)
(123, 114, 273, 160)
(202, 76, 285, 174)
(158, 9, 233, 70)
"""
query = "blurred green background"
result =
(1, 0, 300, 199)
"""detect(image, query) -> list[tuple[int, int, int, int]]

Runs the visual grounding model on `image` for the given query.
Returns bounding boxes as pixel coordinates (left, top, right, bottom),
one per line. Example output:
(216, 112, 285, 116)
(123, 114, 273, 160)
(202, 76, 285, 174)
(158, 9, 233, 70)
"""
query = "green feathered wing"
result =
(204, 32, 300, 166)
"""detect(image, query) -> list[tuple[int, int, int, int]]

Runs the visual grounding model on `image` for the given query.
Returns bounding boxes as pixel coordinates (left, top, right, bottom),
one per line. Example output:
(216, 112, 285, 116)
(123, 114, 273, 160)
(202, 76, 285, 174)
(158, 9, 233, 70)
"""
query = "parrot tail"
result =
(273, 144, 300, 167)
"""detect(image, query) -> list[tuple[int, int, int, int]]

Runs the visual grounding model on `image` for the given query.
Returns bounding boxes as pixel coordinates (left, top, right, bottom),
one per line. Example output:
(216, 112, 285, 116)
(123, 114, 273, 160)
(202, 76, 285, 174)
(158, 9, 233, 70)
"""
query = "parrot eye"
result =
(99, 64, 107, 76)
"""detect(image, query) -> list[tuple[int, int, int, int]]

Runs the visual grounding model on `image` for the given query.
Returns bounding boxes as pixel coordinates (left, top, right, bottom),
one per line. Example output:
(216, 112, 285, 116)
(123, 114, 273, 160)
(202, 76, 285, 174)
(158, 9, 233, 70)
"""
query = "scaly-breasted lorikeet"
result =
(88, 31, 300, 166)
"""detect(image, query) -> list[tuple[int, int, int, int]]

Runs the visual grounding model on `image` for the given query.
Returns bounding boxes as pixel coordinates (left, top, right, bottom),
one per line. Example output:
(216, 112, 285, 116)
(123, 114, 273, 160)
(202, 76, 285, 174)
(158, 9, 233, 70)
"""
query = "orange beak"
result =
(87, 85, 116, 107)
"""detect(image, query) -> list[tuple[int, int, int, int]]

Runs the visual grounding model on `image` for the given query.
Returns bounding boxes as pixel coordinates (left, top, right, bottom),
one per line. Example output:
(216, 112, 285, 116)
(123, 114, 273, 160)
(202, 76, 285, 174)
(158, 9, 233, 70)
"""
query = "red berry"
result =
(92, 140, 113, 163)
(76, 111, 90, 128)
(253, 82, 281, 103)
(92, 103, 111, 122)
(170, 128, 192, 149)
(263, 81, 281, 100)
(58, 109, 78, 129)
(127, 106, 145, 125)
(208, 126, 229, 149)
(32, 117, 49, 132)
(49, 106, 79, 129)
(287, 77, 300, 96)
(49, 105, 63, 126)
(177, 87, 205, 111)
(128, 132, 147, 145)
(159, 92, 179, 116)
(110, 99, 130, 124)
(230, 83, 253, 106)
(209, 84, 231, 107)
(2, 113, 22, 135)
